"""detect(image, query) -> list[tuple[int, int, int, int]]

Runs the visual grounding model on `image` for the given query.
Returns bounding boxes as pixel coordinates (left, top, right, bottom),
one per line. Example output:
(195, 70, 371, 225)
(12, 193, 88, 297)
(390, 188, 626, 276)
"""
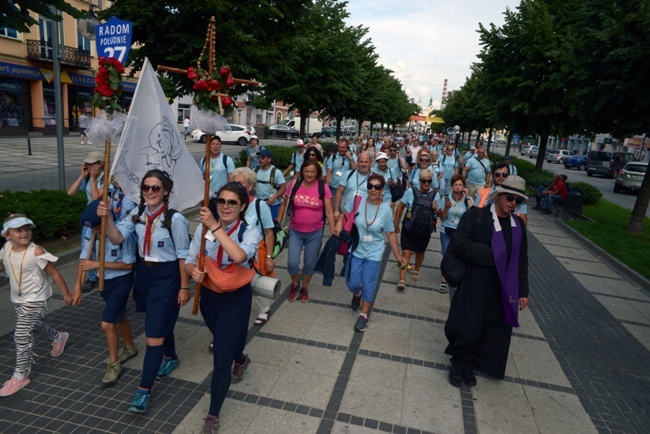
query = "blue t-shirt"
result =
(291, 150, 306, 173)
(346, 197, 394, 262)
(464, 157, 491, 185)
(338, 169, 370, 211)
(371, 166, 394, 203)
(440, 154, 459, 180)
(255, 166, 286, 201)
(80, 230, 136, 280)
(325, 154, 356, 188)
(410, 168, 439, 190)
(247, 146, 263, 170)
(245, 198, 275, 236)
(79, 172, 105, 204)
(435, 192, 470, 231)
(200, 154, 235, 193)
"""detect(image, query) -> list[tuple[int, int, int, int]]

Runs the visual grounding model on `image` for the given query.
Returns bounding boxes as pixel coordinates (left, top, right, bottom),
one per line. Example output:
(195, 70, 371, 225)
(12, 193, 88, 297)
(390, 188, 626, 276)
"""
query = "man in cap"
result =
(505, 155, 517, 175)
(255, 148, 287, 219)
(444, 174, 529, 388)
(372, 152, 395, 205)
(476, 162, 528, 225)
(283, 139, 307, 179)
(464, 145, 477, 162)
(198, 135, 235, 194)
(246, 135, 264, 170)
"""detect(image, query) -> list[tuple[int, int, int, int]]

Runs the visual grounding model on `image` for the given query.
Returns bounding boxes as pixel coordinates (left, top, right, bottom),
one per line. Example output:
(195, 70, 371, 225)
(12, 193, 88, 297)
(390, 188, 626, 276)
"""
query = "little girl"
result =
(0, 214, 72, 397)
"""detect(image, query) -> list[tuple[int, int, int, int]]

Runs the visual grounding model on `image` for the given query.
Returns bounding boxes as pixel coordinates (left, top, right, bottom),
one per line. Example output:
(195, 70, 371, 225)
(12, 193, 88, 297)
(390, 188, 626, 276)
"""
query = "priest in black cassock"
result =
(444, 175, 529, 388)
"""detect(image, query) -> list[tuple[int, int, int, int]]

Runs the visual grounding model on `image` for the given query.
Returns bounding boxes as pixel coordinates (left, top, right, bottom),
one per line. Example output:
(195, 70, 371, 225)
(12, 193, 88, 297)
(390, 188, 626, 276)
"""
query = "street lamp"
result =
(454, 125, 460, 146)
(77, 4, 101, 40)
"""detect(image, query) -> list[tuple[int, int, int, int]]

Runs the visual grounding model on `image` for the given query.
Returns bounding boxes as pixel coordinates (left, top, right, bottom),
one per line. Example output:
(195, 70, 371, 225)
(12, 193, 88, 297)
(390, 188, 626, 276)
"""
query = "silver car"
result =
(547, 149, 572, 164)
(614, 162, 648, 193)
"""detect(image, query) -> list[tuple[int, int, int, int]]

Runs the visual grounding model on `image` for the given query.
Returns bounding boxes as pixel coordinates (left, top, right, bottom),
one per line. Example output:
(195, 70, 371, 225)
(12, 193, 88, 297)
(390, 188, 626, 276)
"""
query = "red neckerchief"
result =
(143, 205, 166, 257)
(217, 219, 241, 267)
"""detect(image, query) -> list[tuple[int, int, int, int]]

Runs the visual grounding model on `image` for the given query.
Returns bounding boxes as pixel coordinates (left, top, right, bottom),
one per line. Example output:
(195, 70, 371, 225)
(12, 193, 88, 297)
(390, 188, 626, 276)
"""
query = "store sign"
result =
(95, 16, 133, 63)
(0, 61, 44, 80)
(0, 78, 22, 92)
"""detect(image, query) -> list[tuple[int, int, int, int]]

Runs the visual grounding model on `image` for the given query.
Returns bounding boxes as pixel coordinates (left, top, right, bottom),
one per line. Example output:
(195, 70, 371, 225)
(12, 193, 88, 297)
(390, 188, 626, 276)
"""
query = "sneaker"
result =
(437, 283, 449, 294)
(299, 288, 310, 303)
(118, 344, 138, 363)
(50, 332, 69, 357)
(354, 315, 368, 332)
(102, 361, 122, 388)
(351, 293, 361, 311)
(202, 415, 220, 434)
(127, 389, 151, 414)
(232, 355, 251, 384)
(81, 279, 98, 293)
(0, 377, 30, 397)
(156, 357, 180, 379)
(287, 283, 299, 302)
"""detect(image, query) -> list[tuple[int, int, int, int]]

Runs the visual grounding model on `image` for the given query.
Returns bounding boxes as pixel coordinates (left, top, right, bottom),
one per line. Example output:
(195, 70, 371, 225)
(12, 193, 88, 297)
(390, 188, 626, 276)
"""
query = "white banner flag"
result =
(110, 58, 204, 211)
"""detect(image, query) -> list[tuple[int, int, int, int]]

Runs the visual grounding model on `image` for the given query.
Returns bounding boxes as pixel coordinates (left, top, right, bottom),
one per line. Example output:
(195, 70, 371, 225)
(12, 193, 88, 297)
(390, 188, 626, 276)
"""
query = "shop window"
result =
(0, 78, 27, 127)
(0, 27, 19, 39)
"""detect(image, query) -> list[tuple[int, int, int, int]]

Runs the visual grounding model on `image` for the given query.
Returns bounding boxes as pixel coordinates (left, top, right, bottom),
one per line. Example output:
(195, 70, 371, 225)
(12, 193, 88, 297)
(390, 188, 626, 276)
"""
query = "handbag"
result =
(337, 194, 362, 255)
(390, 183, 404, 202)
(200, 219, 256, 293)
(440, 236, 466, 287)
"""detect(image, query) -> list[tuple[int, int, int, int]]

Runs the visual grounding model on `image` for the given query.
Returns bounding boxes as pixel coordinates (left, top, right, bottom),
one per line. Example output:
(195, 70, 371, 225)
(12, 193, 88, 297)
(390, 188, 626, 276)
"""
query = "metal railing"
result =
(26, 40, 91, 69)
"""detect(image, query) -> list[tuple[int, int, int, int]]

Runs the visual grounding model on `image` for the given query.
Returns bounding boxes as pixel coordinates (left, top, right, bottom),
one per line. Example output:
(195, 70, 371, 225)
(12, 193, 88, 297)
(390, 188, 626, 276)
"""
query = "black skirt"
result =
(400, 228, 432, 253)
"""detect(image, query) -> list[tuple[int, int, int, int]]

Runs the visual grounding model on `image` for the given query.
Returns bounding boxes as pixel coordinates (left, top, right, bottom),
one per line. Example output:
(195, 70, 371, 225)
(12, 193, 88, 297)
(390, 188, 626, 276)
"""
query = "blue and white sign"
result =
(95, 16, 133, 64)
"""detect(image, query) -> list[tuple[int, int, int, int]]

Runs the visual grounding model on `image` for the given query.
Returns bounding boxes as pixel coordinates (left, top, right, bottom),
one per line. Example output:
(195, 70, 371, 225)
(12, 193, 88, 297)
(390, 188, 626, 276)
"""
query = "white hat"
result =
(496, 175, 528, 199)
(250, 135, 258, 140)
(83, 151, 104, 164)
(375, 152, 389, 161)
(3, 216, 35, 235)
(296, 139, 304, 146)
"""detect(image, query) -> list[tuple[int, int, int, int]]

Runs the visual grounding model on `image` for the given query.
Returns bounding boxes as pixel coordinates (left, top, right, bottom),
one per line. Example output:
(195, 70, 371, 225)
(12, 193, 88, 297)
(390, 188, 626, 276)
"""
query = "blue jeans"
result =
(545, 194, 562, 212)
(287, 228, 323, 276)
(440, 229, 452, 255)
(345, 255, 381, 303)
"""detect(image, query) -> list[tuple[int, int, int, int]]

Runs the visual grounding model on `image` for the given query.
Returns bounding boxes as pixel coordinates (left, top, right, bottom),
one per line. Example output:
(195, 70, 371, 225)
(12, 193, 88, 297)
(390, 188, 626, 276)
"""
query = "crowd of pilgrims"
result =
(0, 130, 529, 434)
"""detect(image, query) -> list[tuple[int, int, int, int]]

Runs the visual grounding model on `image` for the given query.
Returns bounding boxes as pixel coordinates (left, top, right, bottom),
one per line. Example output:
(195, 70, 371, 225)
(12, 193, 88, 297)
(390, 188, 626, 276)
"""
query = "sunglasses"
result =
(419, 179, 433, 184)
(389, 149, 397, 152)
(141, 184, 162, 193)
(504, 193, 525, 205)
(367, 183, 383, 191)
(216, 198, 240, 208)
(307, 153, 316, 157)
(493, 173, 508, 178)
(419, 159, 430, 163)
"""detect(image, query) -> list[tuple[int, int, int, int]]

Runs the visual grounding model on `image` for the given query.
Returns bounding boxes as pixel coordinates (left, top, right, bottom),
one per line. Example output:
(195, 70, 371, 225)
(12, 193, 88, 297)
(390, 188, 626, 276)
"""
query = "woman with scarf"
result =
(444, 175, 529, 388)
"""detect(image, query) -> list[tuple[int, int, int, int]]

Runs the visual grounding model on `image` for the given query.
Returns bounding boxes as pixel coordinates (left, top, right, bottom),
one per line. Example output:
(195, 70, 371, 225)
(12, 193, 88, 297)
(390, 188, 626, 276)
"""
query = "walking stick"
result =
(98, 139, 111, 292)
(80, 231, 98, 288)
(192, 135, 212, 315)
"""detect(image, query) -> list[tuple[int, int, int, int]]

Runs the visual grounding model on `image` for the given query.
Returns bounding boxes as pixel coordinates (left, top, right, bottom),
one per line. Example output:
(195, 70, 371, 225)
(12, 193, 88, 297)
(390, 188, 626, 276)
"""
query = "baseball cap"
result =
(83, 151, 104, 164)
(470, 146, 476, 150)
(296, 139, 304, 147)
(250, 135, 259, 141)
(375, 152, 389, 161)
(79, 199, 102, 228)
(505, 155, 512, 160)
(257, 148, 272, 159)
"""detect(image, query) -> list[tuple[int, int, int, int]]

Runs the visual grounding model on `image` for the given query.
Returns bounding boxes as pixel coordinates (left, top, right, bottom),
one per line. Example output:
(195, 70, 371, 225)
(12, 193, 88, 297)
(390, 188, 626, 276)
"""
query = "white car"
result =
(547, 149, 572, 164)
(190, 124, 256, 146)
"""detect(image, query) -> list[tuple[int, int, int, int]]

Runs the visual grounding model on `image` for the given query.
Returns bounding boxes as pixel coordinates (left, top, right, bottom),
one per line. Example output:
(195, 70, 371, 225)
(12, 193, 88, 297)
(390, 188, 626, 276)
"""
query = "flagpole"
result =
(98, 138, 111, 292)
(192, 135, 212, 315)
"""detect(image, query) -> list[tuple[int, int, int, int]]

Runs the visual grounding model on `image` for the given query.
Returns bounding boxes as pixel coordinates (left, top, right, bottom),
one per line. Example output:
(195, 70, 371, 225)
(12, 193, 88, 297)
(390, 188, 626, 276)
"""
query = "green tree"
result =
(1, 0, 83, 33)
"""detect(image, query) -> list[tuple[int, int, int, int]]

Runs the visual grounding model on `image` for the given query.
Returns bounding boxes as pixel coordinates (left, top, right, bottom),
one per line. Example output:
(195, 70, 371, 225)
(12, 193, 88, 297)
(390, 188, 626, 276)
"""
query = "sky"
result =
(344, 0, 521, 111)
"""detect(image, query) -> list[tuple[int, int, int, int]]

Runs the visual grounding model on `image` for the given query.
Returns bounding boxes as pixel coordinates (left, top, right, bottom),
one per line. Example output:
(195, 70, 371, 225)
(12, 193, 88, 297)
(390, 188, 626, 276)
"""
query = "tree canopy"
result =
(1, 0, 83, 33)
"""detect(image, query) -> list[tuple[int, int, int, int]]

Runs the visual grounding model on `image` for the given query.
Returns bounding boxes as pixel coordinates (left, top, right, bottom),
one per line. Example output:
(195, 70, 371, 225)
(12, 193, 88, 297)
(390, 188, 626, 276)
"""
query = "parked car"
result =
(268, 124, 300, 140)
(528, 146, 540, 158)
(190, 124, 255, 146)
(586, 150, 635, 178)
(321, 126, 335, 137)
(520, 145, 535, 156)
(547, 149, 572, 164)
(563, 154, 588, 171)
(614, 162, 647, 193)
(343, 125, 357, 135)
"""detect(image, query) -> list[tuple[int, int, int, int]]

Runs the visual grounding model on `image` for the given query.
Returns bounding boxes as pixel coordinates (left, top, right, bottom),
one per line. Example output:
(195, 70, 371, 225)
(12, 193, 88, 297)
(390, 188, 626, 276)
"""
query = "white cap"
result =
(3, 217, 35, 235)
(296, 139, 304, 146)
(250, 135, 258, 140)
(375, 152, 389, 161)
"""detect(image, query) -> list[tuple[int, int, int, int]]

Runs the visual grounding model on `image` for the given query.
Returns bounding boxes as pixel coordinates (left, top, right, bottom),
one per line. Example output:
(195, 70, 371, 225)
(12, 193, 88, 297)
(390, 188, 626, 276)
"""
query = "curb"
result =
(554, 218, 650, 293)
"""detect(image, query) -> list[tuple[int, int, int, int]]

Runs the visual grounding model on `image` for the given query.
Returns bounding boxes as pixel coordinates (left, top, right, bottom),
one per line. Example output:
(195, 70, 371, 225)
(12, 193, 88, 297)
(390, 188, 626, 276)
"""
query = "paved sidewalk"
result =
(0, 209, 649, 433)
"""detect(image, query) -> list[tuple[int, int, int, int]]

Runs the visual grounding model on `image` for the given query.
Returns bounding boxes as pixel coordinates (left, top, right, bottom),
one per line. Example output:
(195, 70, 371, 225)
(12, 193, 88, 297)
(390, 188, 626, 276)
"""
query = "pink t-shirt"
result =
(286, 180, 332, 233)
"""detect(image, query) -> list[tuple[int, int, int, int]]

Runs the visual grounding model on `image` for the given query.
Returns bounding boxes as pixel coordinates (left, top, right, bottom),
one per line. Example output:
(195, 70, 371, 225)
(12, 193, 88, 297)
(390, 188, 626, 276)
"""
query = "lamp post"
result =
(454, 125, 460, 147)
(49, 6, 66, 190)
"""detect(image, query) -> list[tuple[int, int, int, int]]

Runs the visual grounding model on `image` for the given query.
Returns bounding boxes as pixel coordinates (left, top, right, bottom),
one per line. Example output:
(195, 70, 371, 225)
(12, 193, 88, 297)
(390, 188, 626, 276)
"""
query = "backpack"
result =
(200, 154, 228, 172)
(403, 187, 437, 237)
(254, 165, 278, 187)
(254, 199, 287, 259)
(287, 178, 327, 222)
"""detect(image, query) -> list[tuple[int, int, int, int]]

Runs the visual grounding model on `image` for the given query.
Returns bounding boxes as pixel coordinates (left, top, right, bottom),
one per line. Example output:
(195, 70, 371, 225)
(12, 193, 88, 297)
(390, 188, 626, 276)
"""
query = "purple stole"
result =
(490, 204, 522, 327)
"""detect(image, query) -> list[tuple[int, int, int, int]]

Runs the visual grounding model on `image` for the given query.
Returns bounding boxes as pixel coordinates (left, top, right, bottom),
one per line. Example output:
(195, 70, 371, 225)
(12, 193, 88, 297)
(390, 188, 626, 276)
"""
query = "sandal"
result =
(412, 271, 420, 282)
(397, 280, 406, 290)
(438, 283, 449, 294)
(254, 311, 270, 327)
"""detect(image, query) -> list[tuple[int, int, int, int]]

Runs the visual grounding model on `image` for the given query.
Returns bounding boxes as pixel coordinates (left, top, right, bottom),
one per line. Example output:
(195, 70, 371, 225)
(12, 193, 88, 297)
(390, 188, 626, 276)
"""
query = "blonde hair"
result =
(233, 167, 257, 189)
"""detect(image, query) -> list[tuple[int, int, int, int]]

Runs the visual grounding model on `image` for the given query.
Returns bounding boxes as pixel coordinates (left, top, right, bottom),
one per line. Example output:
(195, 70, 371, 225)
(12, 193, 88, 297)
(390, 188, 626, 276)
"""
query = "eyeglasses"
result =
(367, 183, 383, 191)
(216, 198, 240, 208)
(493, 173, 508, 178)
(419, 179, 433, 184)
(504, 194, 525, 205)
(142, 184, 162, 193)
(389, 149, 397, 152)
(419, 159, 430, 163)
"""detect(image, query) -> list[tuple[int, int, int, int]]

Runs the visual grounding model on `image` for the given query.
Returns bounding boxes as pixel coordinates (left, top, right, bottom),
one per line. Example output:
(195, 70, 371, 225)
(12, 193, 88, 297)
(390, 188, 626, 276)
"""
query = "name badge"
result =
(335, 170, 343, 177)
(144, 256, 159, 262)
(363, 235, 373, 242)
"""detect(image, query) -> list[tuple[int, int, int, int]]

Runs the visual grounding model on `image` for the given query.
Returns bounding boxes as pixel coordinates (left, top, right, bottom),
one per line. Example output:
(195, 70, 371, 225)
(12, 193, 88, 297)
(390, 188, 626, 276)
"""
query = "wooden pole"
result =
(98, 139, 111, 292)
(192, 134, 212, 315)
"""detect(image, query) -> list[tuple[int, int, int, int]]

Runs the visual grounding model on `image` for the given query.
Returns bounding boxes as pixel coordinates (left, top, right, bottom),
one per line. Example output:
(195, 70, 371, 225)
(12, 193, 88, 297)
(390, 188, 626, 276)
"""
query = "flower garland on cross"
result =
(92, 56, 125, 114)
(156, 16, 260, 316)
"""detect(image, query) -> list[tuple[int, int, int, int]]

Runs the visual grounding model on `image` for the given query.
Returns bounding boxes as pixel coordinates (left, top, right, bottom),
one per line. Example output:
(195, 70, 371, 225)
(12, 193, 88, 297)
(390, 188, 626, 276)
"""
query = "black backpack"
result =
(403, 187, 437, 237)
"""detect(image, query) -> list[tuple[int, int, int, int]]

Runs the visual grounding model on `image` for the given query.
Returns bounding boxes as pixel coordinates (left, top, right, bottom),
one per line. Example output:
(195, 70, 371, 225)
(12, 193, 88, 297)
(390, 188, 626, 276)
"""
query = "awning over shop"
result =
(426, 115, 445, 124)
